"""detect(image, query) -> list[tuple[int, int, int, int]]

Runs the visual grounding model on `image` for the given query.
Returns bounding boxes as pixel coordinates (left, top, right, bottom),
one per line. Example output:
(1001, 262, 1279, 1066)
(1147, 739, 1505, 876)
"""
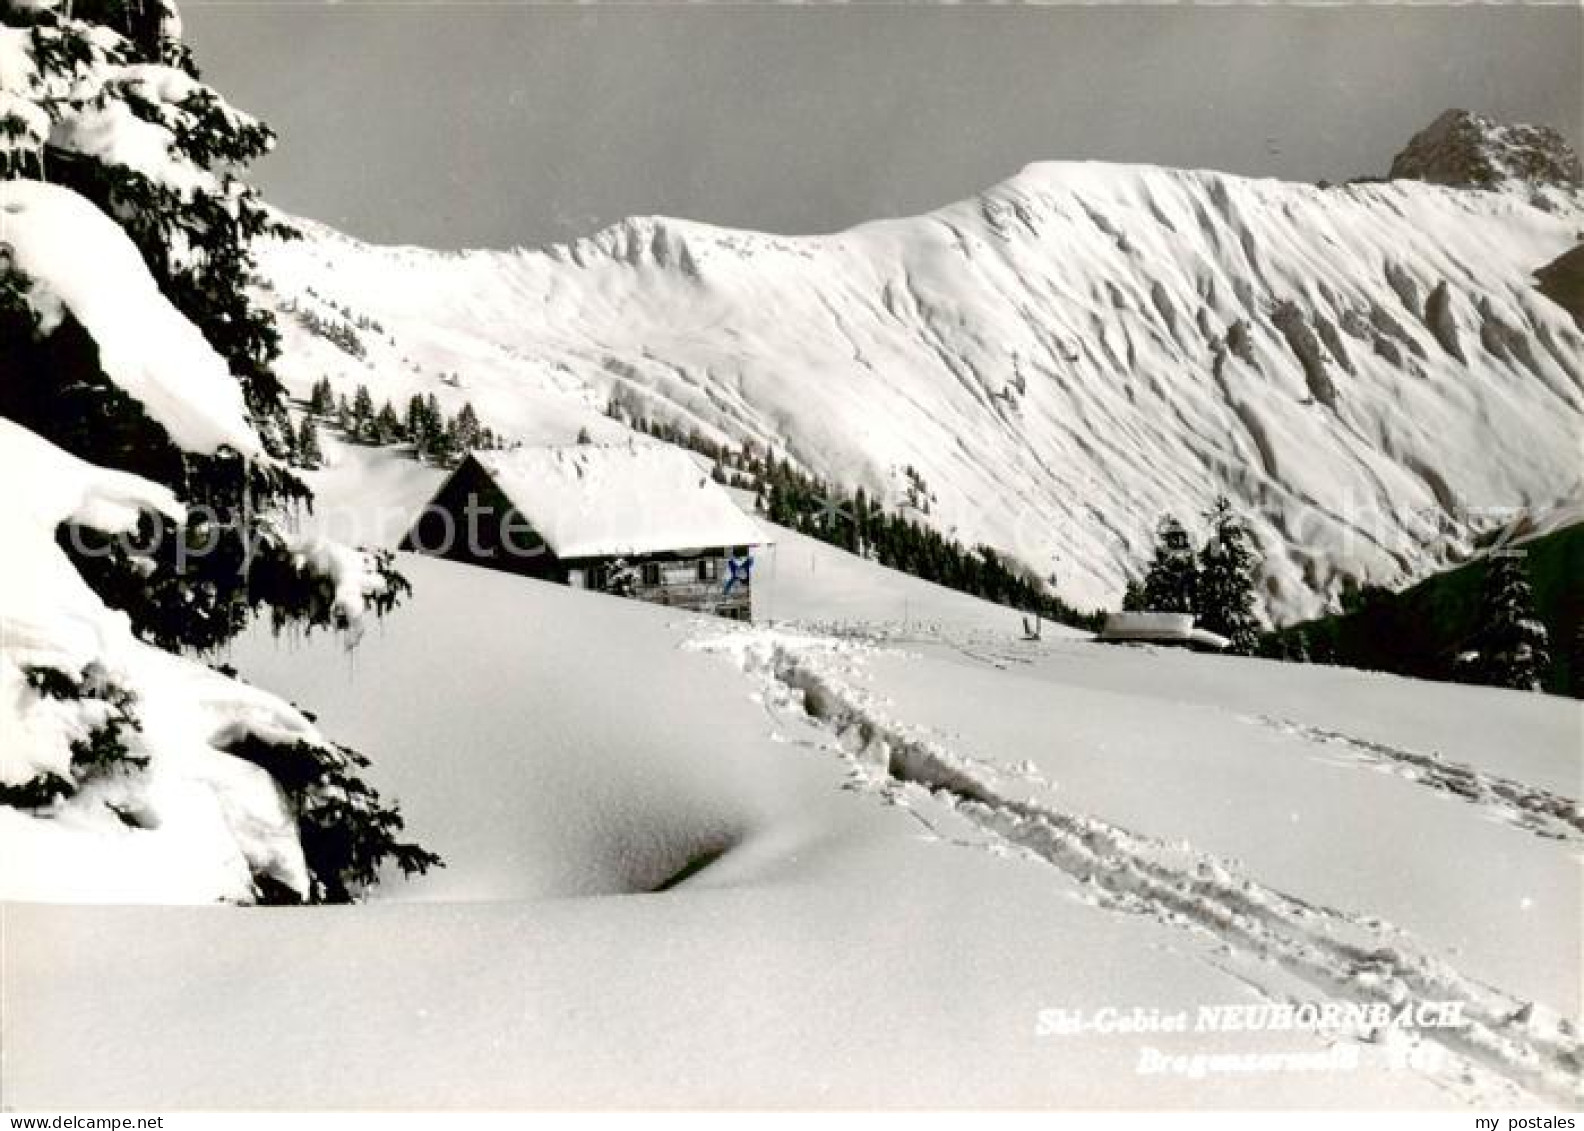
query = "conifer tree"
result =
(307, 377, 335, 417)
(0, 0, 435, 901)
(415, 393, 445, 461)
(1468, 554, 1551, 692)
(405, 393, 428, 445)
(433, 416, 461, 467)
(1293, 630, 1313, 663)
(350, 384, 375, 441)
(1141, 515, 1199, 614)
(297, 414, 324, 469)
(374, 401, 402, 445)
(1, 0, 288, 412)
(1196, 496, 1260, 653)
(276, 414, 298, 461)
(454, 402, 481, 451)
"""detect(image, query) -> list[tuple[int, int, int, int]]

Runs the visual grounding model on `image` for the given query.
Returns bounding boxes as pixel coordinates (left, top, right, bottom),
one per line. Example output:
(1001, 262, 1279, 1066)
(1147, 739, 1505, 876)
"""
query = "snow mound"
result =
(0, 418, 320, 903)
(226, 552, 857, 901)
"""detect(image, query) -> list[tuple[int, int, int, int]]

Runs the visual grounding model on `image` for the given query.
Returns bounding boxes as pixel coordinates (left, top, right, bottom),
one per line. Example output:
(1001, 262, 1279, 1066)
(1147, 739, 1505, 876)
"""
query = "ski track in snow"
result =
(688, 627, 1584, 1108)
(1248, 715, 1584, 846)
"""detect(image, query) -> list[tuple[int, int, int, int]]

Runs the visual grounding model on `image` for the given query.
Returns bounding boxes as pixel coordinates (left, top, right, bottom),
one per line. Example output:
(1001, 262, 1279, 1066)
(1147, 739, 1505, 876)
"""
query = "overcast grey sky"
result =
(184, 3, 1581, 251)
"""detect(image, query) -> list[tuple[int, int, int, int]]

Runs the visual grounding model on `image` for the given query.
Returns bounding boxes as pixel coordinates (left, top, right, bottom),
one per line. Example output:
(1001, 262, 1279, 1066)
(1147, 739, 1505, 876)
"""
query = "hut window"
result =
(660, 562, 695, 586)
(698, 559, 719, 582)
(642, 562, 661, 586)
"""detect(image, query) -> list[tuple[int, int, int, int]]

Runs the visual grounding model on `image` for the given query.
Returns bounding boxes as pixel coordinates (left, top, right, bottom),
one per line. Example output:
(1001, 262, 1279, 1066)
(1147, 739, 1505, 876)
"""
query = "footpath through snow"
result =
(685, 624, 1584, 1107)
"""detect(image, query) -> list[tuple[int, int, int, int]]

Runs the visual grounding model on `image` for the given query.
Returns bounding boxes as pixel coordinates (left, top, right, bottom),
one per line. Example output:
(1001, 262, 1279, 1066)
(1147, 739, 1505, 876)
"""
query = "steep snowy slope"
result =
(260, 153, 1584, 624)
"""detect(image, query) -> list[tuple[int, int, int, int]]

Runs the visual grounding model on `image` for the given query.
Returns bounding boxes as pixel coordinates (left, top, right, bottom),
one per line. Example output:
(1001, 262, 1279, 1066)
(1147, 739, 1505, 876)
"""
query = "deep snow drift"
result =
(0, 417, 306, 903)
(259, 157, 1584, 622)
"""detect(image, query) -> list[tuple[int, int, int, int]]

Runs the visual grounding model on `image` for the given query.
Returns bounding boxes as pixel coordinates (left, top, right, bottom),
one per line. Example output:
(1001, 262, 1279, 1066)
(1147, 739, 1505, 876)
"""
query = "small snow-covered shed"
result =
(401, 443, 768, 620)
(1098, 611, 1229, 651)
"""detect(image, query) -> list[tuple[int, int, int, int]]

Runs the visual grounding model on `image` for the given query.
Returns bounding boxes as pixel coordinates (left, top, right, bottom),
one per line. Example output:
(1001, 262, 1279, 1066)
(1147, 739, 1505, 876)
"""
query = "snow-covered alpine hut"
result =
(401, 443, 768, 620)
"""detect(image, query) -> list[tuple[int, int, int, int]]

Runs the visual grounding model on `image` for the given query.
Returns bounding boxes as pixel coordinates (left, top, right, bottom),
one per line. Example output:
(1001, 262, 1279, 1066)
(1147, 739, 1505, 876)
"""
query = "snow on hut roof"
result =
(470, 443, 767, 559)
(1099, 611, 1229, 650)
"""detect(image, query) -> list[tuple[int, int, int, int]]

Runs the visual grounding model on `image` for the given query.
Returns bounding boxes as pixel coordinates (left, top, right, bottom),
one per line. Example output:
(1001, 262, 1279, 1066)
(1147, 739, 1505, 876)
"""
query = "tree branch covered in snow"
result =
(2, 0, 297, 412)
(0, 417, 435, 903)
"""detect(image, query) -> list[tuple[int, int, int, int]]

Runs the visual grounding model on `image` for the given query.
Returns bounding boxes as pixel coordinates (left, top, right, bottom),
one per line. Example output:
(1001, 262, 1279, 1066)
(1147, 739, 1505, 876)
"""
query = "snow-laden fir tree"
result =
(350, 384, 375, 440)
(1467, 553, 1551, 692)
(307, 376, 335, 417)
(0, 0, 438, 901)
(374, 400, 402, 445)
(1290, 631, 1313, 664)
(405, 393, 429, 445)
(1141, 514, 1199, 614)
(297, 414, 324, 469)
(1196, 497, 1260, 653)
(0, 0, 416, 649)
(454, 402, 481, 449)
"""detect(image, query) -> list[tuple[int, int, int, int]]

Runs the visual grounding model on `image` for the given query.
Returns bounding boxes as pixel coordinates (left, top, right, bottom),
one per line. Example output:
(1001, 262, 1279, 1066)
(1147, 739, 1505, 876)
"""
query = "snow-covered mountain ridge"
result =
(261, 143, 1584, 622)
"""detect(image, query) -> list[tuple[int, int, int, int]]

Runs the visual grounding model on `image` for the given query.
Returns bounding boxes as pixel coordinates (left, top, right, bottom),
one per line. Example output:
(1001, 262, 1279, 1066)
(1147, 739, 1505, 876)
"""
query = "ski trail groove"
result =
(691, 630, 1584, 1107)
(1250, 715, 1584, 845)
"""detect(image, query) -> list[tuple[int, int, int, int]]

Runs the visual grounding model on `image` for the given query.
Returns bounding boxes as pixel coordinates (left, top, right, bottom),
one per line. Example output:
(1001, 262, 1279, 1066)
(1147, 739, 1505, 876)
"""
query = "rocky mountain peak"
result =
(1389, 109, 1582, 189)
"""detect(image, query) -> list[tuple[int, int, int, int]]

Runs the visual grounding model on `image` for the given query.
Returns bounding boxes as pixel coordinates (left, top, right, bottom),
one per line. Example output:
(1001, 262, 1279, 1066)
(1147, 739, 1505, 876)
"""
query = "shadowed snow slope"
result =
(262, 161, 1584, 622)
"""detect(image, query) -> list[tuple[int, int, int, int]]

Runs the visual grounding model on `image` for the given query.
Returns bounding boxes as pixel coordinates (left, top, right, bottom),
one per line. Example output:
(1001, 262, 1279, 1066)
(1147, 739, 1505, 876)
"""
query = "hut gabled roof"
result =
(461, 443, 766, 559)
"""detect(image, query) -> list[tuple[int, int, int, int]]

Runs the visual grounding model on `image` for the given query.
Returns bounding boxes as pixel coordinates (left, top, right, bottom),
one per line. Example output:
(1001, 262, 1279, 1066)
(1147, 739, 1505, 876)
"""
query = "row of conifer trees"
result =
(298, 377, 506, 468)
(1124, 501, 1262, 654)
